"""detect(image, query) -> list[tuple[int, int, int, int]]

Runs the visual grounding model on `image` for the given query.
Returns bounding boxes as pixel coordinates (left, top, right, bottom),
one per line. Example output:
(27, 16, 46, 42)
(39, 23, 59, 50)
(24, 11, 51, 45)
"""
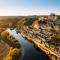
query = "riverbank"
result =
(8, 29, 51, 60)
(0, 30, 22, 60)
(20, 31, 60, 60)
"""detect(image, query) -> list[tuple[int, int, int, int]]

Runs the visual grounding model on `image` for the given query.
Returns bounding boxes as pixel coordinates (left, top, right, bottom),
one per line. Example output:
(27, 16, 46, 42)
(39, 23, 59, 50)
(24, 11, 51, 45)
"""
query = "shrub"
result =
(50, 34, 60, 40)
(1, 31, 9, 37)
(3, 48, 21, 60)
(9, 48, 20, 56)
(3, 56, 12, 60)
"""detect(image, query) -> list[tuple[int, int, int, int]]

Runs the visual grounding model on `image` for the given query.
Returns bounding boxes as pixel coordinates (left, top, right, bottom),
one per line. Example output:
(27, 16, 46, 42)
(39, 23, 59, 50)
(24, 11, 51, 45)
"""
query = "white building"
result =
(48, 13, 57, 21)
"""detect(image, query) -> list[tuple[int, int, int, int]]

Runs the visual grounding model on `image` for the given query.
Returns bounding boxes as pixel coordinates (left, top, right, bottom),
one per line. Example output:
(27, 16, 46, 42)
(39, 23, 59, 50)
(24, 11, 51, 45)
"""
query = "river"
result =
(7, 29, 51, 60)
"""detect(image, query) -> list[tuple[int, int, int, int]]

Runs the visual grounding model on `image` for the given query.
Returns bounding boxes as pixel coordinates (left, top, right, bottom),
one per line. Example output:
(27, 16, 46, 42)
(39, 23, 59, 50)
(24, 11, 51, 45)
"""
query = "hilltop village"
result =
(19, 13, 60, 60)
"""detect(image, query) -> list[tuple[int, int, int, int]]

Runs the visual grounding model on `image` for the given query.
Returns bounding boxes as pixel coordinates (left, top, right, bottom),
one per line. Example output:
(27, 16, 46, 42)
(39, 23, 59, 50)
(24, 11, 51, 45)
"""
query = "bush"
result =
(0, 28, 5, 35)
(1, 31, 9, 37)
(14, 42, 21, 48)
(7, 35, 13, 40)
(7, 35, 16, 41)
(3, 47, 21, 60)
(50, 34, 60, 40)
(9, 48, 20, 56)
(3, 48, 21, 60)
(3, 56, 12, 60)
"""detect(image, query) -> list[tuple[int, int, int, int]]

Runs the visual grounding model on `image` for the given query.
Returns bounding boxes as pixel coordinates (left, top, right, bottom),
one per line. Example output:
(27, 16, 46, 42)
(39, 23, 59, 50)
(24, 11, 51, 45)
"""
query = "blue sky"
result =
(0, 0, 60, 16)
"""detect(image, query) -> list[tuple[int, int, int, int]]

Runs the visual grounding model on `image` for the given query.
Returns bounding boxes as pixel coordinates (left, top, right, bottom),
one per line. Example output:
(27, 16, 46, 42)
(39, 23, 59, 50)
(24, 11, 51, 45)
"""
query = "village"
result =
(19, 13, 60, 60)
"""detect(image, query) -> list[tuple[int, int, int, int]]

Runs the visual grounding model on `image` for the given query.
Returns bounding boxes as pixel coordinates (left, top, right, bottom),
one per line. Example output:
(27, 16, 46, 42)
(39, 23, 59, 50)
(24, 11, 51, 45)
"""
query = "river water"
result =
(7, 29, 51, 60)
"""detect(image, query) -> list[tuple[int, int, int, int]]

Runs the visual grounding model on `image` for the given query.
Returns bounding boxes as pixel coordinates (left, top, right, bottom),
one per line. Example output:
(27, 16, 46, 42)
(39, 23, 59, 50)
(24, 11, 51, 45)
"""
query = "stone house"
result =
(54, 20, 60, 33)
(48, 13, 57, 21)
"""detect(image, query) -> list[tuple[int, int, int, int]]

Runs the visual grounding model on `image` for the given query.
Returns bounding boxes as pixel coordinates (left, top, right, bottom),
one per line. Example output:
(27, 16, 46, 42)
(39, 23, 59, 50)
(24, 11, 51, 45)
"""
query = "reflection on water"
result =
(7, 29, 51, 60)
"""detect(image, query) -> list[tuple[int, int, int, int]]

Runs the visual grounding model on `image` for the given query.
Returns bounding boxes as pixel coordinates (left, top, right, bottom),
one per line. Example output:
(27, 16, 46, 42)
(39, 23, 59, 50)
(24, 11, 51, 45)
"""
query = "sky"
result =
(0, 0, 60, 16)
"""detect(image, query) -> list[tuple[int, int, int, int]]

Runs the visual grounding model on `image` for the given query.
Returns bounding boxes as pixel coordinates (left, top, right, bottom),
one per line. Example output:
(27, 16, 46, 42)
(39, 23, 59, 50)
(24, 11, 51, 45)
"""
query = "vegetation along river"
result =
(7, 29, 51, 60)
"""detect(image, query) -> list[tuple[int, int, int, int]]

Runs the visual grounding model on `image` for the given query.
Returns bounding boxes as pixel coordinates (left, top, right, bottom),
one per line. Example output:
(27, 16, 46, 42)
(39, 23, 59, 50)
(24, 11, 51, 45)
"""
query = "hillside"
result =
(0, 40, 10, 60)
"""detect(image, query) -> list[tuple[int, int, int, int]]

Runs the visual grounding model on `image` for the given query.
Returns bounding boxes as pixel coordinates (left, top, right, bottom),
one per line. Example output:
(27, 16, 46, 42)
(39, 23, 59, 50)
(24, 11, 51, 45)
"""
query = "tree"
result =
(17, 18, 26, 28)
(1, 31, 9, 37)
(48, 34, 60, 46)
(3, 48, 21, 60)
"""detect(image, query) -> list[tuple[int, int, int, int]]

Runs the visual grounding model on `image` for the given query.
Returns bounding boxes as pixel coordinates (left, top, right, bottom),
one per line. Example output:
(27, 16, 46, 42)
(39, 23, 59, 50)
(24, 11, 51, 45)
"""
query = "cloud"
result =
(0, 8, 60, 16)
